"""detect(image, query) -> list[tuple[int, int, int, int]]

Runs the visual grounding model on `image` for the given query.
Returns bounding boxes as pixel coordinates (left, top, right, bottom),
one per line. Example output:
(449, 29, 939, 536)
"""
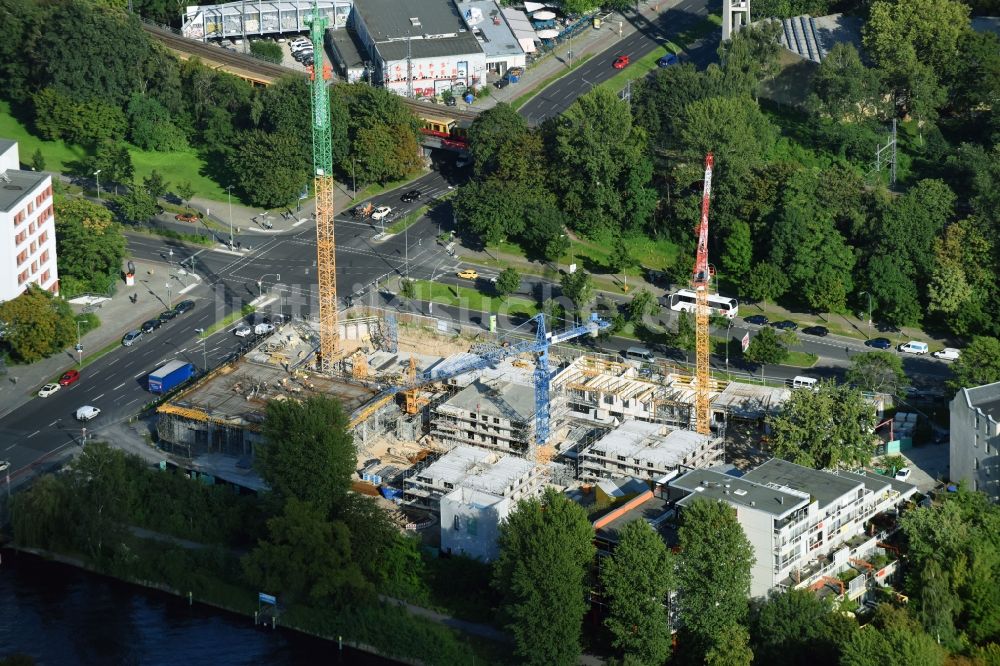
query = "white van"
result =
(932, 347, 960, 361)
(792, 376, 818, 390)
(624, 347, 654, 363)
(898, 341, 929, 355)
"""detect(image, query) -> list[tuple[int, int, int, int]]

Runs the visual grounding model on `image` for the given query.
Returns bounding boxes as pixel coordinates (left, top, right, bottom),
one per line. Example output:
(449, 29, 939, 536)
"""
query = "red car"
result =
(613, 55, 630, 69)
(58, 369, 80, 386)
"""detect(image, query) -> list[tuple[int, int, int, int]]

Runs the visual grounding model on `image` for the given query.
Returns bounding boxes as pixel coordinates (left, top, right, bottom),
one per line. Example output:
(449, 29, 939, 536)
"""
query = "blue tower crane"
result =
(349, 313, 609, 445)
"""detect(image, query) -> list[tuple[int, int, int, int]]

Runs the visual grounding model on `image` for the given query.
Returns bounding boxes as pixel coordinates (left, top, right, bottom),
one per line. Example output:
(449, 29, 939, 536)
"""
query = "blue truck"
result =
(148, 360, 195, 393)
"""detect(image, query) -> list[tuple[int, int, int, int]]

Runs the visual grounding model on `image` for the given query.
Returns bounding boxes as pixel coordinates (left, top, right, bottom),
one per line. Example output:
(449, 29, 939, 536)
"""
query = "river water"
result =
(0, 549, 396, 665)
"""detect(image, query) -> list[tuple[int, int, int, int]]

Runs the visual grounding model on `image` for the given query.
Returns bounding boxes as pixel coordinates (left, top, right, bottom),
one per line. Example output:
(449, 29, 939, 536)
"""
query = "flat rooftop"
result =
(164, 356, 376, 427)
(0, 169, 47, 213)
(712, 382, 791, 417)
(417, 445, 495, 486)
(460, 0, 524, 59)
(463, 454, 534, 495)
(585, 421, 713, 469)
(328, 27, 366, 69)
(377, 34, 483, 60)
(743, 458, 863, 510)
(440, 377, 535, 422)
(357, 0, 464, 39)
(594, 493, 678, 546)
(673, 468, 808, 518)
(963, 382, 1000, 422)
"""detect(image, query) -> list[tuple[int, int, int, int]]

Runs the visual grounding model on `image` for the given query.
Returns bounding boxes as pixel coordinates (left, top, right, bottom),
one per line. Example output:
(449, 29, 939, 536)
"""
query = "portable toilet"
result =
(464, 91, 474, 104)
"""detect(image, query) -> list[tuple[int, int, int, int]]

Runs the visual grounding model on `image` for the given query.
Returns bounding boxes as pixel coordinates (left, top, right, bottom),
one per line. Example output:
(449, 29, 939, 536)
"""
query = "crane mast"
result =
(306, 4, 339, 371)
(692, 153, 713, 435)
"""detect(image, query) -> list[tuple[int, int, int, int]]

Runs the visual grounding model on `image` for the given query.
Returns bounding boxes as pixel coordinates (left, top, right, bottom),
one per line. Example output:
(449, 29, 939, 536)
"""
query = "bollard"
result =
(339, 636, 343, 651)
(188, 591, 192, 606)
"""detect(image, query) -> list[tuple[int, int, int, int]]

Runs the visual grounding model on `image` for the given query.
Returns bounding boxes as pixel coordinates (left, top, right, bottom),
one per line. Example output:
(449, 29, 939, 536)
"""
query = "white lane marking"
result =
(134, 371, 146, 379)
(27, 430, 39, 438)
(126, 398, 139, 406)
(48, 420, 59, 427)
(5, 444, 14, 451)
(113, 382, 126, 390)
(94, 393, 105, 401)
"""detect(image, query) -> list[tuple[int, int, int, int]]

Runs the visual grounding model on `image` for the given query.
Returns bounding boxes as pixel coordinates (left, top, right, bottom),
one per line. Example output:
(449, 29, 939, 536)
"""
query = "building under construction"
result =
(155, 308, 791, 500)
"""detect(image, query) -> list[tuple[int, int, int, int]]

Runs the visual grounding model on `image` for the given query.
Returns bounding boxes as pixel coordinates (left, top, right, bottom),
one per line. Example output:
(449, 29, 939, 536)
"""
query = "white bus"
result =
(668, 289, 739, 319)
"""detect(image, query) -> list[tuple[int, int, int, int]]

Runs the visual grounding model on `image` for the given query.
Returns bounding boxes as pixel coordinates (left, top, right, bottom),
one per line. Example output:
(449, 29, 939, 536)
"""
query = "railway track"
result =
(142, 22, 479, 122)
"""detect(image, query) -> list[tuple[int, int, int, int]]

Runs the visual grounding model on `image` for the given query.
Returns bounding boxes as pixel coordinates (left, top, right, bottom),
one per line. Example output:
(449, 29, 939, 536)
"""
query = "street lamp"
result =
(75, 318, 84, 367)
(93, 170, 102, 202)
(166, 282, 172, 309)
(351, 158, 357, 196)
(859, 291, 873, 337)
(195, 328, 207, 371)
(226, 185, 235, 248)
(257, 273, 280, 298)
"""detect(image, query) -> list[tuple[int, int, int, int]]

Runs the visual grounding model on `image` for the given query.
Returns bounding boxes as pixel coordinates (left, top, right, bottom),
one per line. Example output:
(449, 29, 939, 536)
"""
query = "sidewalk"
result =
(0, 257, 192, 421)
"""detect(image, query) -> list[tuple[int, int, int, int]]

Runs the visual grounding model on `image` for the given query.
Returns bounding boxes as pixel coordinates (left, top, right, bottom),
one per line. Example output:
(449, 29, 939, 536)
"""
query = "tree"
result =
(89, 141, 134, 194)
(337, 84, 423, 184)
(30, 148, 45, 172)
(627, 289, 660, 323)
(400, 278, 417, 300)
(949, 336, 1000, 390)
(256, 395, 355, 514)
(468, 103, 541, 183)
(600, 520, 674, 665)
(175, 180, 195, 207)
(721, 220, 753, 282)
(495, 267, 520, 300)
(863, 0, 970, 78)
(142, 170, 168, 199)
(608, 236, 637, 275)
(32, 87, 129, 148)
(242, 498, 370, 605)
(250, 40, 283, 64)
(677, 95, 777, 183)
(115, 188, 158, 224)
(61, 443, 139, 560)
(521, 203, 569, 262)
(453, 178, 529, 245)
(228, 130, 310, 208)
(742, 262, 788, 306)
(808, 43, 885, 122)
(0, 285, 76, 363)
(705, 624, 753, 666)
(846, 351, 909, 397)
(751, 589, 856, 666)
(744, 327, 790, 366)
(841, 605, 945, 666)
(860, 253, 922, 328)
(676, 498, 754, 655)
(560, 270, 593, 312)
(717, 21, 783, 100)
(767, 382, 877, 469)
(493, 488, 595, 666)
(53, 197, 127, 296)
(550, 88, 656, 236)
(671, 311, 696, 351)
(126, 93, 187, 152)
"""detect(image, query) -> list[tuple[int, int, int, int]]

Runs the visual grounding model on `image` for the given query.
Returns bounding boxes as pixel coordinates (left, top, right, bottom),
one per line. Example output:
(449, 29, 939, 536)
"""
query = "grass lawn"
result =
(510, 54, 594, 111)
(492, 231, 678, 277)
(596, 14, 721, 97)
(409, 279, 538, 318)
(0, 100, 236, 204)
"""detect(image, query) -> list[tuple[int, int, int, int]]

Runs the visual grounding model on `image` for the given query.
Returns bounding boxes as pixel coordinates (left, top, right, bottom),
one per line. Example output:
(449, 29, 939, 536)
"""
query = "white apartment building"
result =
(578, 421, 723, 482)
(0, 139, 58, 302)
(671, 458, 917, 598)
(950, 382, 1000, 502)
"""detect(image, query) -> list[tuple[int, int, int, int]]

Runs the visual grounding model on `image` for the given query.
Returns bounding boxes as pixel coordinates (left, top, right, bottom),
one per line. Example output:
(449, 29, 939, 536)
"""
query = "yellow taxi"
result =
(456, 269, 479, 280)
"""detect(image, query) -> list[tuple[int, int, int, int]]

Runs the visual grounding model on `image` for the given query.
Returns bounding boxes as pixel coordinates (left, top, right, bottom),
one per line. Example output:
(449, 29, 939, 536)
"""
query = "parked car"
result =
(457, 269, 479, 280)
(773, 320, 798, 331)
(158, 309, 178, 322)
(613, 54, 630, 69)
(371, 206, 392, 221)
(121, 330, 143, 347)
(744, 314, 769, 326)
(865, 337, 893, 349)
(494, 77, 510, 89)
(400, 190, 422, 203)
(254, 323, 275, 335)
(657, 53, 679, 67)
(234, 325, 252, 338)
(898, 341, 929, 355)
(59, 370, 80, 386)
(894, 467, 912, 482)
(173, 299, 196, 315)
(802, 325, 829, 337)
(932, 347, 961, 361)
(141, 319, 161, 334)
(75, 405, 101, 422)
(38, 383, 61, 398)
(175, 213, 198, 222)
